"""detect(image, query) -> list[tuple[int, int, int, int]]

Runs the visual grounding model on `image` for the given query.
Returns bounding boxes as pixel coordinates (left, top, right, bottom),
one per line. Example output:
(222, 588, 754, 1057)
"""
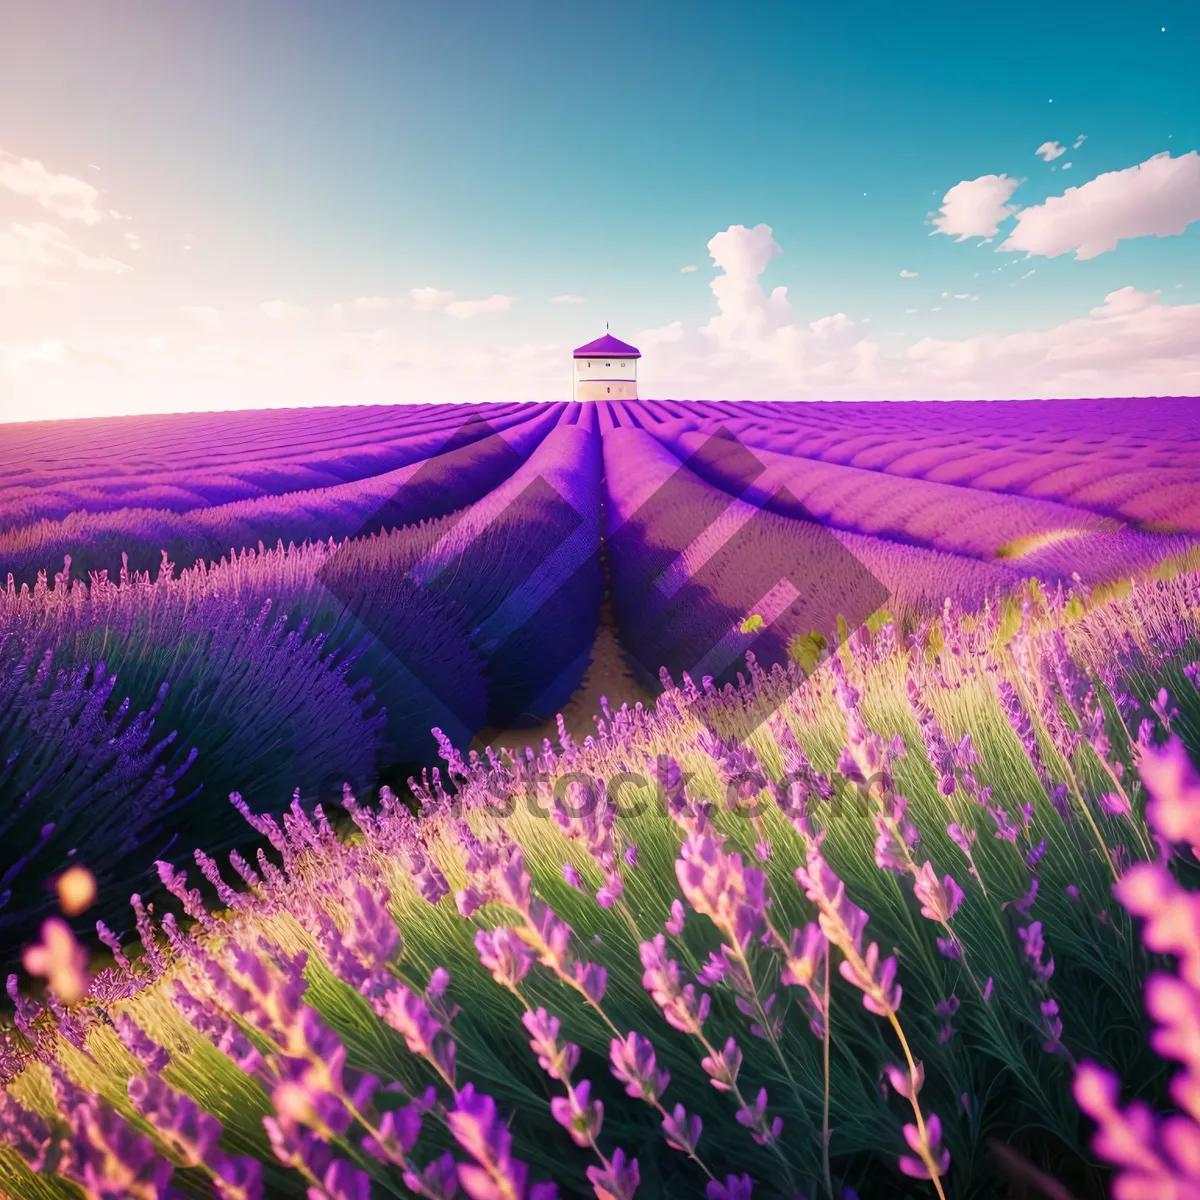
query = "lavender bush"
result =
(2, 561, 1198, 1198)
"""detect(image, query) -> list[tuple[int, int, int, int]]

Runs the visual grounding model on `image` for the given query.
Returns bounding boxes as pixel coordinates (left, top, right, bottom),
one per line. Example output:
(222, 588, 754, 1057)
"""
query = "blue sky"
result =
(1, 0, 1198, 418)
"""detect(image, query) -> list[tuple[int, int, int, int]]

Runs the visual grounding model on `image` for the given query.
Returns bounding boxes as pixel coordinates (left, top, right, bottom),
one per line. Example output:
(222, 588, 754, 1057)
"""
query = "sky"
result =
(1, 0, 1199, 421)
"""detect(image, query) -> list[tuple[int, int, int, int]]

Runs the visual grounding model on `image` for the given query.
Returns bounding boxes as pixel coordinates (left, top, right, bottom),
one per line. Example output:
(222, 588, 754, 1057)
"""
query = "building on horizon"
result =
(573, 324, 640, 401)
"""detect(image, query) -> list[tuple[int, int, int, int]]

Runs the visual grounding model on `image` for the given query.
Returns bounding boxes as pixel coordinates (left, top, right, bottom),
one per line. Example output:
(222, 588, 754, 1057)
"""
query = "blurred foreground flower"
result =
(56, 865, 97, 917)
(23, 918, 89, 1003)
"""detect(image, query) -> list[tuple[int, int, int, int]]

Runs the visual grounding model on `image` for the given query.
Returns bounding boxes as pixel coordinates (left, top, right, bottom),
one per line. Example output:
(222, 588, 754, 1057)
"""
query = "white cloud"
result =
(1035, 141, 1067, 162)
(123, 232, 141, 250)
(552, 294, 586, 305)
(899, 269, 919, 278)
(905, 286, 1200, 396)
(905, 308, 918, 313)
(1073, 134, 1087, 149)
(0, 221, 130, 288)
(180, 305, 222, 327)
(7, 271, 1200, 421)
(445, 293, 513, 319)
(704, 223, 791, 340)
(1061, 162, 1072, 171)
(408, 287, 456, 312)
(329, 296, 393, 318)
(932, 175, 1022, 240)
(260, 300, 310, 320)
(680, 264, 698, 273)
(1000, 151, 1200, 260)
(0, 152, 107, 224)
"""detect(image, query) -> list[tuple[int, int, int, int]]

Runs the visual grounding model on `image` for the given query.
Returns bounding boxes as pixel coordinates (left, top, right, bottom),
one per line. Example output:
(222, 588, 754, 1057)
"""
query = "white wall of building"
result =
(573, 356, 638, 401)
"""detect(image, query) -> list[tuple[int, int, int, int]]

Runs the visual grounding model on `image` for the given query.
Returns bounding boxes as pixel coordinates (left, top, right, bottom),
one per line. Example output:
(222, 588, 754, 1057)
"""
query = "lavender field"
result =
(3, 396, 1200, 1200)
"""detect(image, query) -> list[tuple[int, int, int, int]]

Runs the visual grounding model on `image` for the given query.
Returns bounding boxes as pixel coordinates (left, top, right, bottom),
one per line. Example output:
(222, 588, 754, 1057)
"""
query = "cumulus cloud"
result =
(632, 222, 1200, 404)
(1035, 141, 1067, 162)
(680, 264, 698, 273)
(0, 221, 130, 288)
(704, 223, 791, 340)
(0, 152, 107, 224)
(899, 269, 919, 278)
(445, 294, 513, 319)
(180, 305, 222, 327)
(932, 175, 1022, 240)
(905, 286, 1200, 396)
(552, 294, 586, 305)
(260, 300, 310, 320)
(408, 287, 456, 312)
(632, 224, 879, 395)
(1000, 151, 1200, 260)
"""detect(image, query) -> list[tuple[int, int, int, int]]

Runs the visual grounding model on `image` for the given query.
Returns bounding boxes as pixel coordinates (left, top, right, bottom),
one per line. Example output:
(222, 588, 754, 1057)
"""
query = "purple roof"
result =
(573, 333, 641, 359)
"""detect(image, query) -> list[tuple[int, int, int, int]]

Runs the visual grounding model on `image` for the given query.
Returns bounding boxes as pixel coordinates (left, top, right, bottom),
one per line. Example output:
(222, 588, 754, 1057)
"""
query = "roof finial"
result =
(605, 320, 609, 334)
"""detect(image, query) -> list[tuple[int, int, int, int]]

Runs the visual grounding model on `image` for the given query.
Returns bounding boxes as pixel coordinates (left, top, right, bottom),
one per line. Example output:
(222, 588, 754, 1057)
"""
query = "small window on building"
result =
(607, 386, 611, 394)
(606, 361, 611, 367)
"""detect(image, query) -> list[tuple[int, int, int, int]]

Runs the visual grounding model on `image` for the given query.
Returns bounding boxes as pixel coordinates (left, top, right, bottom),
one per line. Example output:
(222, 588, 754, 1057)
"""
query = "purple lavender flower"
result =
(898, 1112, 951, 1181)
(675, 833, 767, 949)
(573, 960, 608, 1003)
(475, 927, 535, 989)
(935, 995, 960, 1044)
(1018, 921, 1055, 981)
(310, 1158, 373, 1200)
(639, 935, 710, 1035)
(51, 1067, 175, 1199)
(549, 1079, 603, 1148)
(449, 1083, 558, 1200)
(609, 1033, 669, 1103)
(0, 1092, 53, 1171)
(155, 860, 219, 933)
(700, 1036, 744, 1094)
(401, 1151, 458, 1200)
(734, 1088, 782, 1146)
(587, 1147, 639, 1200)
(661, 1104, 703, 1155)
(522, 1008, 580, 1083)
(361, 1104, 423, 1167)
(706, 1175, 754, 1200)
(209, 1152, 265, 1200)
(127, 1072, 222, 1168)
(911, 862, 965, 923)
(96, 921, 132, 976)
(114, 1013, 170, 1073)
(374, 982, 444, 1062)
